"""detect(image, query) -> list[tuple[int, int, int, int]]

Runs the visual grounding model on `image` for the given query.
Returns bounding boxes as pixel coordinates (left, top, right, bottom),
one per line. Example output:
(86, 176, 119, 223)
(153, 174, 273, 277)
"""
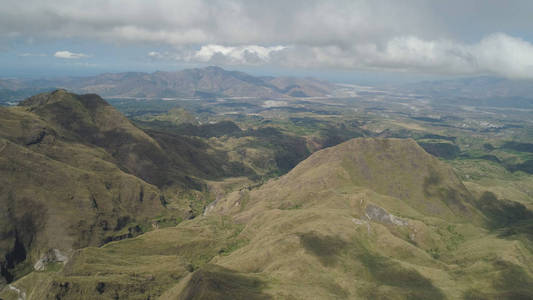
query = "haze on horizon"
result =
(1, 0, 533, 83)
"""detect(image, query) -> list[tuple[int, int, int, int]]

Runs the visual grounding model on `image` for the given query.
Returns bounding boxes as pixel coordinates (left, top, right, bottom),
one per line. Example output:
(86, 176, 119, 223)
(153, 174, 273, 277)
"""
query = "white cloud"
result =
(148, 51, 163, 58)
(147, 50, 186, 61)
(54, 50, 89, 59)
(192, 44, 285, 65)
(371, 34, 533, 78)
(146, 33, 533, 78)
(148, 44, 286, 65)
(473, 34, 533, 79)
(268, 33, 533, 79)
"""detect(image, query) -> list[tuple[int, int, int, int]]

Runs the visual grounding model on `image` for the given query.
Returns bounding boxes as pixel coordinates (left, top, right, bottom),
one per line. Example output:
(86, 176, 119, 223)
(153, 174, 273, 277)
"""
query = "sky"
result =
(1, 0, 533, 83)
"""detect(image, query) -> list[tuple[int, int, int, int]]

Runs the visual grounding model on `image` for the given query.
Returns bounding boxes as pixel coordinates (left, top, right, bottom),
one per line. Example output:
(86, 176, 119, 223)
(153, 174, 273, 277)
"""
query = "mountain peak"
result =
(209, 137, 478, 222)
(19, 89, 108, 111)
(204, 65, 225, 71)
(291, 137, 477, 219)
(7, 68, 334, 99)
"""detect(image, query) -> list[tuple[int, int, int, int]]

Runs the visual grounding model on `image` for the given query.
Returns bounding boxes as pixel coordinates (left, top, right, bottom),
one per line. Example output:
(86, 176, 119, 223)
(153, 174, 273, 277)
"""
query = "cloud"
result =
(325, 33, 533, 79)
(148, 51, 164, 59)
(192, 45, 285, 65)
(146, 33, 533, 78)
(270, 33, 533, 78)
(147, 50, 185, 61)
(148, 44, 286, 65)
(54, 50, 89, 59)
(474, 34, 533, 78)
(18, 53, 47, 57)
(0, 0, 435, 46)
(2, 0, 533, 78)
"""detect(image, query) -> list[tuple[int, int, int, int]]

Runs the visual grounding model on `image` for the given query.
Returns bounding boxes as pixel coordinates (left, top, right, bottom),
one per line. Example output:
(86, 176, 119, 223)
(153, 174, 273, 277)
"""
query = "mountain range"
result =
(0, 67, 335, 101)
(3, 67, 533, 108)
(399, 76, 533, 108)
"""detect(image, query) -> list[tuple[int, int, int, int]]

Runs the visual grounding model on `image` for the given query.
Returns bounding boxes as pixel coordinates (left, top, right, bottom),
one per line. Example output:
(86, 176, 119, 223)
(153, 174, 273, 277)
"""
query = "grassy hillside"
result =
(5, 137, 531, 299)
(18, 90, 252, 188)
(0, 106, 164, 285)
(0, 90, 256, 287)
(209, 138, 479, 221)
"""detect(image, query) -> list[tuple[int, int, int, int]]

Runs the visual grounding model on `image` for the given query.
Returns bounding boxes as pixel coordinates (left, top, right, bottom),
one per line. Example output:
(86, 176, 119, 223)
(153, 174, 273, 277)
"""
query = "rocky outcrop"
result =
(33, 249, 69, 271)
(365, 204, 408, 226)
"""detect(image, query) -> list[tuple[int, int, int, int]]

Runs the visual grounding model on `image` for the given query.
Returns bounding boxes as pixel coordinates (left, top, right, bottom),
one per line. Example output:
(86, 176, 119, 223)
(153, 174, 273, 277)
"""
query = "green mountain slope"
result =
(6, 137, 531, 299)
(17, 90, 251, 188)
(0, 90, 254, 287)
(0, 105, 164, 285)
(184, 138, 532, 299)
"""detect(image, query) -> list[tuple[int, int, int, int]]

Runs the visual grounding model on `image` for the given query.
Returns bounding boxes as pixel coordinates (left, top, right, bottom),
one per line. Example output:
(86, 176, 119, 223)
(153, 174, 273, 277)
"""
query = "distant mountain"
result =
(404, 76, 533, 98)
(400, 76, 533, 108)
(0, 67, 335, 100)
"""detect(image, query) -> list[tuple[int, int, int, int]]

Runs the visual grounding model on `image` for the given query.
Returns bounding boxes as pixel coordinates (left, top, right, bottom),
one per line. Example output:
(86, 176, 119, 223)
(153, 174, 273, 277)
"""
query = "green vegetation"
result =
(436, 225, 465, 251)
(476, 192, 533, 229)
(418, 140, 460, 159)
(501, 141, 533, 153)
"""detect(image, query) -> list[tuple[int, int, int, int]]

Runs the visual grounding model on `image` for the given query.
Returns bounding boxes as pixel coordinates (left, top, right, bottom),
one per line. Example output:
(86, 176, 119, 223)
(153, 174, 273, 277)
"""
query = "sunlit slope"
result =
(197, 138, 531, 299)
(209, 138, 481, 222)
